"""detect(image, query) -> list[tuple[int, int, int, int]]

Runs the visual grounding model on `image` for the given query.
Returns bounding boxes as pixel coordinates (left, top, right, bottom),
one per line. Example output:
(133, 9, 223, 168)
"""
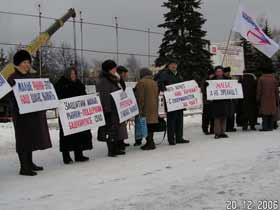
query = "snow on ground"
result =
(1, 115, 280, 210)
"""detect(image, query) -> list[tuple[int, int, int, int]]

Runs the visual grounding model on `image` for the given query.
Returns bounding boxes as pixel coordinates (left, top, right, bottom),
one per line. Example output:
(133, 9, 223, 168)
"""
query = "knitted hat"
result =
(117, 65, 128, 74)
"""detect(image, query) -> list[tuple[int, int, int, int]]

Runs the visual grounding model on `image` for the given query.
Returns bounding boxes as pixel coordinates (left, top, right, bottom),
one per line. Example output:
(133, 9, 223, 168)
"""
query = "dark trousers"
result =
(202, 104, 214, 133)
(226, 115, 235, 131)
(214, 117, 227, 136)
(167, 110, 183, 144)
(262, 115, 274, 131)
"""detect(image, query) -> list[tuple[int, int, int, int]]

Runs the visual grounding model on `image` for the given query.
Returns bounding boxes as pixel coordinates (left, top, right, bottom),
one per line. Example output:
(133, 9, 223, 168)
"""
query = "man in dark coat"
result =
(55, 67, 93, 164)
(158, 60, 190, 145)
(96, 60, 128, 157)
(240, 71, 258, 131)
(257, 66, 279, 131)
(224, 67, 237, 132)
(8, 50, 52, 176)
(201, 68, 215, 135)
(211, 66, 231, 139)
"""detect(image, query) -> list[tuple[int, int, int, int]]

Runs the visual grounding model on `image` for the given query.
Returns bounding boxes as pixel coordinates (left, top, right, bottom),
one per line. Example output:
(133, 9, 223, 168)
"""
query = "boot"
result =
(18, 152, 37, 176)
(141, 134, 156, 150)
(107, 140, 117, 157)
(115, 141, 126, 155)
(62, 151, 73, 164)
(134, 139, 142, 146)
(118, 140, 126, 152)
(28, 152, 44, 171)
(176, 139, 190, 144)
(74, 150, 89, 162)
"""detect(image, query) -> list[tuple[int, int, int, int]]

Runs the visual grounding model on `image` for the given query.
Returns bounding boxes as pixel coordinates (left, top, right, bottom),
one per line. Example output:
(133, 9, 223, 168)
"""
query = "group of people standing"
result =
(7, 50, 189, 176)
(202, 65, 279, 139)
(7, 49, 279, 177)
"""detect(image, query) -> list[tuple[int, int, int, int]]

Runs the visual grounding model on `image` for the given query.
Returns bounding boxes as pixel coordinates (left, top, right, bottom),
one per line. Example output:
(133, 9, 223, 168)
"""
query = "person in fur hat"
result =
(7, 50, 52, 176)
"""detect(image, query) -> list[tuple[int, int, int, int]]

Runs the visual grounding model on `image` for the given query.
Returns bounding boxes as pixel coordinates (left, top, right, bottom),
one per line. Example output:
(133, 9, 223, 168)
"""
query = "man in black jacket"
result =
(202, 69, 215, 135)
(158, 60, 190, 145)
(224, 67, 237, 132)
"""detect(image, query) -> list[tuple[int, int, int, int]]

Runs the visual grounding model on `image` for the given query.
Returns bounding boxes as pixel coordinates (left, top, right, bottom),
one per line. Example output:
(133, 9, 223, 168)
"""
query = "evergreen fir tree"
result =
(156, 0, 212, 81)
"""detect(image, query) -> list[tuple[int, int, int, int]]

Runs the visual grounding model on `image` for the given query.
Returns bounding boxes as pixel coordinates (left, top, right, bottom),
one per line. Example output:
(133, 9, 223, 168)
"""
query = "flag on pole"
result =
(233, 5, 279, 58)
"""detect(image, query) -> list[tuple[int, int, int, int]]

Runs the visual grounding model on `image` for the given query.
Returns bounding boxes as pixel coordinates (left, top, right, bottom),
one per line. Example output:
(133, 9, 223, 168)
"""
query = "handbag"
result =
(135, 116, 148, 140)
(149, 117, 167, 133)
(97, 126, 116, 142)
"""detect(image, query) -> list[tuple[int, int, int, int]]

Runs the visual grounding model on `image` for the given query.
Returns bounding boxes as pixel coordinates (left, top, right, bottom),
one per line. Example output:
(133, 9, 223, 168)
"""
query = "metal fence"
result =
(0, 6, 164, 80)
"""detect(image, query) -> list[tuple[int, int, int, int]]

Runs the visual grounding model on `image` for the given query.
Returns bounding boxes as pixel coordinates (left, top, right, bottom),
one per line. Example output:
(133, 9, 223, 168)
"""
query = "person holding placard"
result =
(55, 67, 93, 164)
(7, 50, 52, 176)
(117, 65, 130, 148)
(135, 68, 159, 150)
(96, 60, 128, 157)
(158, 59, 190, 145)
(210, 66, 231, 139)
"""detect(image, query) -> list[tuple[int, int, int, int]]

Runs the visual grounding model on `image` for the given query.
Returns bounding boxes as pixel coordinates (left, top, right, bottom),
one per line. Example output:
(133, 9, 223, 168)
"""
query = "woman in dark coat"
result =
(241, 71, 258, 131)
(8, 50, 52, 176)
(211, 66, 231, 139)
(55, 67, 93, 164)
(96, 60, 128, 157)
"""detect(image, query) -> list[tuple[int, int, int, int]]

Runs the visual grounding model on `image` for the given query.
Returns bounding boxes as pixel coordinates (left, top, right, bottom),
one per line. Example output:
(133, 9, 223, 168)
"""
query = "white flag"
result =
(233, 5, 279, 58)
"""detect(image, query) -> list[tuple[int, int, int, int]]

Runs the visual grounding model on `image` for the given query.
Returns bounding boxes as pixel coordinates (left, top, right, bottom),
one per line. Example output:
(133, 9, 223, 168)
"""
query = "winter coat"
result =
(241, 73, 258, 121)
(96, 72, 128, 141)
(135, 75, 159, 124)
(210, 76, 231, 118)
(158, 68, 183, 92)
(7, 68, 52, 153)
(257, 74, 279, 116)
(55, 76, 93, 152)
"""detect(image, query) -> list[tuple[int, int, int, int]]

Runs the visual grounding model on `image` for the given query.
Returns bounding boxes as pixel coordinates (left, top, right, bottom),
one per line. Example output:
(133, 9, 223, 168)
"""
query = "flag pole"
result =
(222, 0, 242, 66)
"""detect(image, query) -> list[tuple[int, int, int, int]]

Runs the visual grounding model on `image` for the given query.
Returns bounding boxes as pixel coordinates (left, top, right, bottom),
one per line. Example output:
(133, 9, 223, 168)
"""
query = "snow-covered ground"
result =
(1, 115, 280, 210)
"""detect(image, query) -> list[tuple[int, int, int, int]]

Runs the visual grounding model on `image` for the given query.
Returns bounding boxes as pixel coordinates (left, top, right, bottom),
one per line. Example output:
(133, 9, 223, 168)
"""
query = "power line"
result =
(0, 42, 158, 58)
(0, 10, 164, 35)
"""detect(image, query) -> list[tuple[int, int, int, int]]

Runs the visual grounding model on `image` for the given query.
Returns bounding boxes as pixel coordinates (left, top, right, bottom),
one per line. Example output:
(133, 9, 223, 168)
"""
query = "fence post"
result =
(115, 16, 119, 63)
(148, 28, 151, 66)
(80, 11, 84, 83)
(38, 4, 42, 77)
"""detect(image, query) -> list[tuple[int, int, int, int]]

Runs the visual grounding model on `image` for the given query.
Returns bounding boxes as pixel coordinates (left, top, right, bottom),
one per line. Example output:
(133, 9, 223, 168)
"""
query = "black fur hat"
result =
(13, 50, 32, 66)
(102, 60, 117, 72)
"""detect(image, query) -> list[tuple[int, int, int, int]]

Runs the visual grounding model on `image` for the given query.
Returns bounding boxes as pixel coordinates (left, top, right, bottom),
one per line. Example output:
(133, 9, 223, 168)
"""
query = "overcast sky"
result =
(0, 0, 279, 65)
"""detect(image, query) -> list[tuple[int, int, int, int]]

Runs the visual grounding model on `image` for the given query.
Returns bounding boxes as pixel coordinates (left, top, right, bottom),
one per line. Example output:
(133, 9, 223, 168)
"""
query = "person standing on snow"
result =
(223, 67, 237, 133)
(135, 68, 159, 150)
(8, 50, 52, 176)
(116, 65, 130, 148)
(158, 59, 190, 145)
(210, 66, 231, 139)
(96, 60, 128, 157)
(55, 67, 93, 164)
(240, 70, 258, 131)
(257, 66, 279, 131)
(201, 68, 215, 135)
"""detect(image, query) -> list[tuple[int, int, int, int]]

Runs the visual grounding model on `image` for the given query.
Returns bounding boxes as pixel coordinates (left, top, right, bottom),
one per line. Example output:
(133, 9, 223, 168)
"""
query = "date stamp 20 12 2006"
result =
(226, 200, 279, 210)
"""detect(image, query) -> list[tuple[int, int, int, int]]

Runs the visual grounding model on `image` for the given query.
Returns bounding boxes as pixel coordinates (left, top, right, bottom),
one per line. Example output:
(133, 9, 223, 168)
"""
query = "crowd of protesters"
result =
(202, 65, 279, 139)
(6, 49, 280, 176)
